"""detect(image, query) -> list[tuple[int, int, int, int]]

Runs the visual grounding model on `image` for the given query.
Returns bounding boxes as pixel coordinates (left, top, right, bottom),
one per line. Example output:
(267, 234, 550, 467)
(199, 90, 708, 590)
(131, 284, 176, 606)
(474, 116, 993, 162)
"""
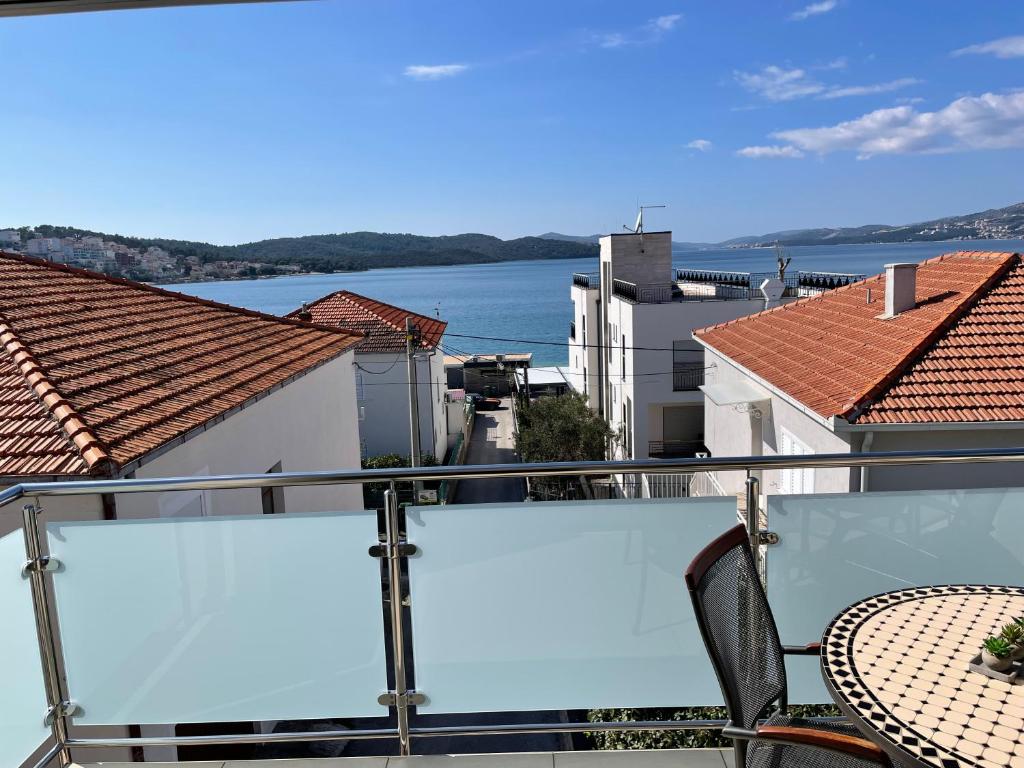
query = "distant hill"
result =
(542, 202, 1024, 249)
(19, 226, 598, 272)
(538, 231, 713, 250)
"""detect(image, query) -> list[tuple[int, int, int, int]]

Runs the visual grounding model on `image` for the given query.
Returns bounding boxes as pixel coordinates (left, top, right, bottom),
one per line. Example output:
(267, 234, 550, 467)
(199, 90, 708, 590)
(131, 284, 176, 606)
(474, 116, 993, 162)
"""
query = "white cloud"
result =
(589, 13, 682, 49)
(596, 32, 627, 49)
(403, 64, 468, 81)
(790, 0, 837, 21)
(652, 13, 683, 31)
(761, 91, 1024, 159)
(819, 77, 922, 99)
(952, 35, 1024, 59)
(819, 57, 848, 70)
(735, 66, 824, 101)
(735, 145, 805, 158)
(735, 65, 919, 102)
(686, 139, 713, 152)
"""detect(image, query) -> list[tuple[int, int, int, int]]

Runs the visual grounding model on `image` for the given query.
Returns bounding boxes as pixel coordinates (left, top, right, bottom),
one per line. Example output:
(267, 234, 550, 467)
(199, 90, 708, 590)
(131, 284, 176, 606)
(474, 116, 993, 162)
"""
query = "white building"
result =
(0, 229, 20, 245)
(290, 291, 449, 462)
(0, 251, 366, 537)
(694, 250, 1024, 496)
(25, 236, 63, 257)
(567, 231, 862, 461)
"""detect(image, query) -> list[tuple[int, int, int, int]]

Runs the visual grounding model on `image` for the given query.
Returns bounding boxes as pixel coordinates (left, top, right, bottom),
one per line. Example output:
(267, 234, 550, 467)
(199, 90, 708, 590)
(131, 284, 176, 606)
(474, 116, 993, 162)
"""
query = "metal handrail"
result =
(11, 444, 1024, 760)
(5, 446, 1024, 504)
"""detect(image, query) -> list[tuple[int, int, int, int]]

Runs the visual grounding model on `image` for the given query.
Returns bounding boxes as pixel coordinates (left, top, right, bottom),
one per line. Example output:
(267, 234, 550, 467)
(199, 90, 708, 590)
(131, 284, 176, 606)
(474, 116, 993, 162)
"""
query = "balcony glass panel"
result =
(407, 497, 737, 713)
(767, 488, 1024, 702)
(0, 530, 50, 768)
(47, 511, 387, 725)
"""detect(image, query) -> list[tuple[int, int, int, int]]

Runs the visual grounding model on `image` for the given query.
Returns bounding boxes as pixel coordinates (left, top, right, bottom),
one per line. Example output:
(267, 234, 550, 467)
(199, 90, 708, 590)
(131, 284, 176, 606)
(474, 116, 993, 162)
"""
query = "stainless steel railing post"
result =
(384, 484, 412, 756)
(744, 474, 761, 581)
(21, 501, 72, 767)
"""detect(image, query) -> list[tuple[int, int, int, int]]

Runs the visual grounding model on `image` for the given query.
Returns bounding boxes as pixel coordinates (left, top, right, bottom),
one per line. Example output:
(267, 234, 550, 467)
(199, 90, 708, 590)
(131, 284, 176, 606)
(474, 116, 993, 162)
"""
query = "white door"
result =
(779, 429, 814, 494)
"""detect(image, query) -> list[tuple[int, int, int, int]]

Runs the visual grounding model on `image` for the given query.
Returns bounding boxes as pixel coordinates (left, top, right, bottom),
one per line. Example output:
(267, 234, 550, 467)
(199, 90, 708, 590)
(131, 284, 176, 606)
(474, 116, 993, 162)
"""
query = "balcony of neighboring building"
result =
(571, 272, 600, 290)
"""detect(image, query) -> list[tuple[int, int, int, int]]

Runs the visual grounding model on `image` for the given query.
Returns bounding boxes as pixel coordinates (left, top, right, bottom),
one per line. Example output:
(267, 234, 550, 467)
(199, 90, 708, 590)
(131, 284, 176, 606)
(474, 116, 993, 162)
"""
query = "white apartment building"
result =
(0, 229, 20, 245)
(25, 236, 63, 257)
(568, 231, 862, 462)
(290, 291, 449, 462)
(569, 231, 777, 461)
(694, 251, 1024, 496)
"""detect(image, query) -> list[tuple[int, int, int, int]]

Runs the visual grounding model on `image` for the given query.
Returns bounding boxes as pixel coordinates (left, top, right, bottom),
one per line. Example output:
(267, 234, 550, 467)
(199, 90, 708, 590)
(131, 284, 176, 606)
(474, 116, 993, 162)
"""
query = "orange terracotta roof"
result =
(288, 291, 447, 354)
(0, 252, 363, 478)
(695, 251, 1023, 425)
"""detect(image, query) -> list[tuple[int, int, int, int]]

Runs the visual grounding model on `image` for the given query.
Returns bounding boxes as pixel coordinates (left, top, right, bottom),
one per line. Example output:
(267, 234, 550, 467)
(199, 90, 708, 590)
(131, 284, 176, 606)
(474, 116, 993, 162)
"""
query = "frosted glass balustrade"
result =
(48, 511, 387, 725)
(406, 497, 737, 713)
(0, 530, 51, 768)
(766, 487, 1024, 702)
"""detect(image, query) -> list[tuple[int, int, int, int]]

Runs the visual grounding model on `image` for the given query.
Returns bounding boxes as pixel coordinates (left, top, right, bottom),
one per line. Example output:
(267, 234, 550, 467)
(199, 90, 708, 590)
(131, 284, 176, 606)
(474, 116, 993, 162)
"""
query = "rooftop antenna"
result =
(623, 204, 667, 234)
(774, 240, 792, 281)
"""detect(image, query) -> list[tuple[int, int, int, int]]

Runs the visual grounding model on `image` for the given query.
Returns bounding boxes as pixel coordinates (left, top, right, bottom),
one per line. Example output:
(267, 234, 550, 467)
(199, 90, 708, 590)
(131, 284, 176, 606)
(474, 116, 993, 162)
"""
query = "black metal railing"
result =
(572, 272, 600, 289)
(675, 268, 865, 294)
(672, 364, 705, 391)
(611, 278, 672, 304)
(648, 439, 706, 458)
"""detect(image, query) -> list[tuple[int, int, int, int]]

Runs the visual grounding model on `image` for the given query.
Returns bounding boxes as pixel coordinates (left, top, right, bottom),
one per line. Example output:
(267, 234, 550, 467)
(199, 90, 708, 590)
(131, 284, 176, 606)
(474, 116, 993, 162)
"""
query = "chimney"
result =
(884, 263, 916, 317)
(297, 302, 312, 322)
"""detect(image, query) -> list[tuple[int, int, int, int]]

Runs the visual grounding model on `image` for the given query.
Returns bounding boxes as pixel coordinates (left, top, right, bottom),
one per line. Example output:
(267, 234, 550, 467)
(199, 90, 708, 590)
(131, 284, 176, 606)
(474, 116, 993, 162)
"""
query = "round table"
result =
(821, 585, 1024, 768)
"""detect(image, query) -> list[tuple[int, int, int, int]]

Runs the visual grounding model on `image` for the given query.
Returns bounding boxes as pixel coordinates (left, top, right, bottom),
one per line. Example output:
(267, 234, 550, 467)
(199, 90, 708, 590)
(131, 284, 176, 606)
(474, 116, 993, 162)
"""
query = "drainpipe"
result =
(859, 431, 874, 492)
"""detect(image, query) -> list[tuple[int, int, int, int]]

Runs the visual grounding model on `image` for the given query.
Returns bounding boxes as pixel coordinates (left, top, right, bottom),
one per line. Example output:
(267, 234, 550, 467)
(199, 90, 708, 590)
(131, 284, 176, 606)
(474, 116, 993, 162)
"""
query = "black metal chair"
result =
(685, 524, 892, 768)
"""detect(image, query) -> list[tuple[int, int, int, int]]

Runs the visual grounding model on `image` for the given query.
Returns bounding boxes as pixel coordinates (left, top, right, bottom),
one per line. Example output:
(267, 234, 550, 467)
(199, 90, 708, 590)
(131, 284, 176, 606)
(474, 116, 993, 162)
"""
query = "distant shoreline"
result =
(153, 235, 1024, 286)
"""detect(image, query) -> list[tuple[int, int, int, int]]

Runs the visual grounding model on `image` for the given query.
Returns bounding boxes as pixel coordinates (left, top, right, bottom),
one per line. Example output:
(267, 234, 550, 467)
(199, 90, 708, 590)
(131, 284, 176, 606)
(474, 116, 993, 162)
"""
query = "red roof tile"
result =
(0, 252, 363, 478)
(695, 251, 1023, 425)
(288, 291, 447, 354)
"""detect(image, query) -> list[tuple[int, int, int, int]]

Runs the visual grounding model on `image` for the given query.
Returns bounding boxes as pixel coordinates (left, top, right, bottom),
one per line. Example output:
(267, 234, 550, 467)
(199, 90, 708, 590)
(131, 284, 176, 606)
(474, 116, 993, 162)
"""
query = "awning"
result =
(700, 380, 770, 407)
(0, 0, 288, 18)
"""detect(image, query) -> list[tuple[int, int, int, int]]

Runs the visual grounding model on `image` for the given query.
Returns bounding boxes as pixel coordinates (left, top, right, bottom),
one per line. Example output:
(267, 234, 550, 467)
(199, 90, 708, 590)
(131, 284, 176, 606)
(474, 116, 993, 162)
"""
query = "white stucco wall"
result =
(702, 349, 855, 495)
(859, 427, 1024, 492)
(568, 283, 601, 406)
(604, 296, 770, 460)
(355, 347, 446, 461)
(115, 350, 364, 518)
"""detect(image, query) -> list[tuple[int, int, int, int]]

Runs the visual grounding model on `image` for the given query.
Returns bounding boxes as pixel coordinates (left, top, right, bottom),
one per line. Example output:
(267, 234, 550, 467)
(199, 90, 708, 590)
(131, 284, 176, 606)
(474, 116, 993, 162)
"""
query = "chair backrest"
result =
(685, 523, 786, 729)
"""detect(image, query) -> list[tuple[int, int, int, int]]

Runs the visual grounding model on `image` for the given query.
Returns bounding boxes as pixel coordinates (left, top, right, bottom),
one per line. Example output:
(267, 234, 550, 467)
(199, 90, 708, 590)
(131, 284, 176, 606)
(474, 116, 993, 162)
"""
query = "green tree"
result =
(515, 392, 613, 463)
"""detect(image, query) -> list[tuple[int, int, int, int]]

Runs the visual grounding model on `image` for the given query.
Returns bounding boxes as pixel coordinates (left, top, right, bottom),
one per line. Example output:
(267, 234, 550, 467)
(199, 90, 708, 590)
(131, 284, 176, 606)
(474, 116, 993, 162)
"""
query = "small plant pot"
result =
(1011, 644, 1024, 662)
(982, 650, 1013, 672)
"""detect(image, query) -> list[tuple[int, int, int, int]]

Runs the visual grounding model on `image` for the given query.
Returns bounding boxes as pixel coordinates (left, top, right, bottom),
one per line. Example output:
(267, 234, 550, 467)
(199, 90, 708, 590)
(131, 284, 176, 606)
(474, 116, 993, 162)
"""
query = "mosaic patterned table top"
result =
(822, 585, 1024, 768)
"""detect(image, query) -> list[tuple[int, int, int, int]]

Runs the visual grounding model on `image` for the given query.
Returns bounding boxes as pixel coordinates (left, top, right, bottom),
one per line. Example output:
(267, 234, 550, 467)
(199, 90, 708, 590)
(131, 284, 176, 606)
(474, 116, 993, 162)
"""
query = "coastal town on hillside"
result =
(0, 228, 300, 281)
(5, 2, 1024, 768)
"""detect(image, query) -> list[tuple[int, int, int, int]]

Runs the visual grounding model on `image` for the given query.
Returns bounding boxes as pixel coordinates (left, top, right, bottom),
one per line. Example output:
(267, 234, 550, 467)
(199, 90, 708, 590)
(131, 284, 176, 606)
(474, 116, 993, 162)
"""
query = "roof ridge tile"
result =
(0, 324, 117, 476)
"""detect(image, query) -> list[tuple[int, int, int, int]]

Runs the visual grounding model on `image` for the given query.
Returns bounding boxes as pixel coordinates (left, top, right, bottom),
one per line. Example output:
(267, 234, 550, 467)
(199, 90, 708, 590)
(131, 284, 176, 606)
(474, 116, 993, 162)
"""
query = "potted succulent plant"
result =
(982, 636, 1014, 672)
(1002, 622, 1024, 661)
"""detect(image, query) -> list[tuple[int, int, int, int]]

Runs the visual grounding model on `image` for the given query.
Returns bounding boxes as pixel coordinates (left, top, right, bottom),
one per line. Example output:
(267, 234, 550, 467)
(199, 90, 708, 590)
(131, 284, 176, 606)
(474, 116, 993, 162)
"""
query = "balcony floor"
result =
(84, 747, 734, 767)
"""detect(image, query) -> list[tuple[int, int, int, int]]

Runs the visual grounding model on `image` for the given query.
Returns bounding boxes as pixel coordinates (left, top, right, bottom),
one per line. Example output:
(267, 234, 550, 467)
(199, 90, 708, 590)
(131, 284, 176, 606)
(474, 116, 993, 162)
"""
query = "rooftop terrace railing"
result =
(675, 268, 866, 295)
(572, 272, 600, 289)
(4, 446, 1024, 766)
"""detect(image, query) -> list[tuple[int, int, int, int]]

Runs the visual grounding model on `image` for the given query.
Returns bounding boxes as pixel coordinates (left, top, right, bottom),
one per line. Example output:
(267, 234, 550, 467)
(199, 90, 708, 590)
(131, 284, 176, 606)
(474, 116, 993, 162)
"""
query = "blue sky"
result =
(1, 0, 1022, 243)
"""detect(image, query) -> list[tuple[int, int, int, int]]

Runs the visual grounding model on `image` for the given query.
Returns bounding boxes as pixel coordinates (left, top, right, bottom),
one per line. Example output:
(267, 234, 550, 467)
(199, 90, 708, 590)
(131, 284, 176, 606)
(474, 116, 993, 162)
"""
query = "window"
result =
(261, 462, 285, 514)
(779, 429, 814, 494)
(624, 396, 633, 459)
(355, 370, 365, 401)
(582, 316, 587, 349)
(621, 333, 626, 380)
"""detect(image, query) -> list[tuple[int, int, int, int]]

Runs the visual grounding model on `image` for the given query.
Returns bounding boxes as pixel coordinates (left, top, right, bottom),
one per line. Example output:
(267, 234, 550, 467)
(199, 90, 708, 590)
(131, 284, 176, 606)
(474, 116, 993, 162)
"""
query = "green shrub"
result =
(586, 704, 840, 750)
